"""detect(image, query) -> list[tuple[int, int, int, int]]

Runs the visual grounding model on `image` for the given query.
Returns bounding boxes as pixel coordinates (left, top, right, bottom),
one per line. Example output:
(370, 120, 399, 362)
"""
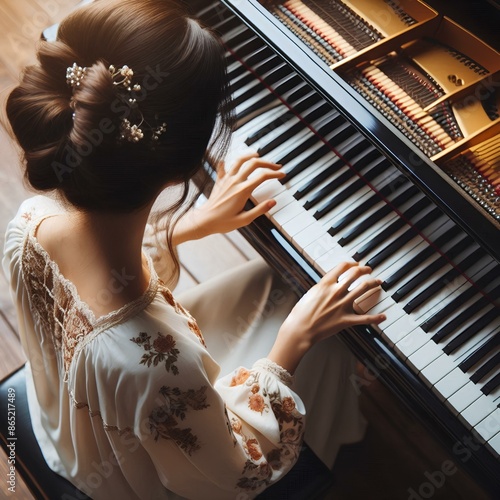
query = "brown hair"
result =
(6, 0, 233, 281)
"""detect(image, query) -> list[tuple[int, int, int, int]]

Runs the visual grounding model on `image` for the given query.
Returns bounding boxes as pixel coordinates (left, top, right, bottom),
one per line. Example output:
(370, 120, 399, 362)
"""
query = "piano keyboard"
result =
(199, 2, 500, 457)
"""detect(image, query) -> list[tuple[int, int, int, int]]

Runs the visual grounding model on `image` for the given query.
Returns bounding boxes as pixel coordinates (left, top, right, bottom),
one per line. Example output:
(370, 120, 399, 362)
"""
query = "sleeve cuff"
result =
(253, 358, 294, 387)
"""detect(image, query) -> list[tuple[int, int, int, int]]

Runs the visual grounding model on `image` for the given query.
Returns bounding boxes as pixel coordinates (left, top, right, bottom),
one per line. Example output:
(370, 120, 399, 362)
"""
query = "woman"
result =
(3, 0, 385, 498)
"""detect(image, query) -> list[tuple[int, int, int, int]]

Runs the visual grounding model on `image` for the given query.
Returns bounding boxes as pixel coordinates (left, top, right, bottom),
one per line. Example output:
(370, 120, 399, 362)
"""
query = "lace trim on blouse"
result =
(21, 215, 159, 381)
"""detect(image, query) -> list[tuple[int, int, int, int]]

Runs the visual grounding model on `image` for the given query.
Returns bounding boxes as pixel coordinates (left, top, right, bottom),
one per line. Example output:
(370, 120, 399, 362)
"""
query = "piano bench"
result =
(1, 365, 333, 500)
(0, 365, 91, 500)
(256, 444, 334, 500)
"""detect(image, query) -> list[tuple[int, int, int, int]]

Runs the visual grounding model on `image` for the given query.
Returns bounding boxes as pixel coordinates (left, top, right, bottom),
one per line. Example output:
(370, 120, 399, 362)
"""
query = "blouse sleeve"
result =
(2, 195, 65, 293)
(105, 316, 306, 500)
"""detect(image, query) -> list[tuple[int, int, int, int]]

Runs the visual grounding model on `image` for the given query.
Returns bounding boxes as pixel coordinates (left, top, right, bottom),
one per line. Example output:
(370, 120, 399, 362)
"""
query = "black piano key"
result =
(393, 235, 473, 303)
(351, 196, 431, 259)
(481, 372, 500, 395)
(337, 184, 419, 246)
(459, 333, 500, 372)
(420, 272, 493, 332)
(318, 157, 390, 214)
(233, 36, 266, 58)
(470, 352, 500, 384)
(277, 117, 344, 166)
(328, 174, 408, 235)
(201, 9, 238, 31)
(237, 74, 300, 122)
(304, 167, 355, 209)
(245, 88, 315, 146)
(432, 295, 491, 343)
(232, 70, 299, 107)
(403, 247, 485, 313)
(366, 207, 442, 270)
(382, 225, 463, 291)
(442, 307, 499, 354)
(257, 102, 331, 156)
(229, 53, 278, 87)
(298, 140, 369, 202)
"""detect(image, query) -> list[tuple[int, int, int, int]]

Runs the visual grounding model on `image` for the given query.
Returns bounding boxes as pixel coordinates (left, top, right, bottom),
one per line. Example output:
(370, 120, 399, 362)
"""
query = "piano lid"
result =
(218, 0, 500, 262)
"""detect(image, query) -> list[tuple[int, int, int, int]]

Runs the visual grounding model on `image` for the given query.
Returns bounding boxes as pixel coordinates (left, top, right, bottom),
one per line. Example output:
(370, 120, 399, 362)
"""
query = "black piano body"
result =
(191, 0, 500, 496)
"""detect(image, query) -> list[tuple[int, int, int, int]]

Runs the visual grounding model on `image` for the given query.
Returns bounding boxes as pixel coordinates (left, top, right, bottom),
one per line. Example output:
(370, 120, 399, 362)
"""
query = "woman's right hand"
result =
(267, 261, 386, 374)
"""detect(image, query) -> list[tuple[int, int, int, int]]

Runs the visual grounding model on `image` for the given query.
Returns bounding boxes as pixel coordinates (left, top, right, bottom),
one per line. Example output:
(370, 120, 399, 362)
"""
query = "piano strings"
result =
(442, 135, 500, 221)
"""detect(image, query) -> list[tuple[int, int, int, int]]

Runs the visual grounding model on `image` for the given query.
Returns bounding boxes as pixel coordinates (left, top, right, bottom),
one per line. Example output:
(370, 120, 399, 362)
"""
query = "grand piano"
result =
(189, 0, 500, 495)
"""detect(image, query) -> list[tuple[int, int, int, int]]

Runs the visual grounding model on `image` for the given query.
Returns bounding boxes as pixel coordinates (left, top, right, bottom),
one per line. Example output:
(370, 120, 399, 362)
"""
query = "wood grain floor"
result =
(0, 2, 495, 500)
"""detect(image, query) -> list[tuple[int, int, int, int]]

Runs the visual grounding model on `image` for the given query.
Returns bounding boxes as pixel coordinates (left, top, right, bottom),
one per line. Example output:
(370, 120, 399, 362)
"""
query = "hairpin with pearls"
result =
(65, 62, 167, 144)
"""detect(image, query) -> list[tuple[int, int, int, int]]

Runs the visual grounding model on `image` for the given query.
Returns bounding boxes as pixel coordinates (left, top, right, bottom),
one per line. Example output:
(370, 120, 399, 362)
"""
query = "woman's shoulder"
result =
(10, 195, 66, 227)
(2, 195, 66, 285)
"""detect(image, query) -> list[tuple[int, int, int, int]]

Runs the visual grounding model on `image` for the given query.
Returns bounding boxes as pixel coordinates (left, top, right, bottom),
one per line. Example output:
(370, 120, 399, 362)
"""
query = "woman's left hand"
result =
(173, 152, 284, 244)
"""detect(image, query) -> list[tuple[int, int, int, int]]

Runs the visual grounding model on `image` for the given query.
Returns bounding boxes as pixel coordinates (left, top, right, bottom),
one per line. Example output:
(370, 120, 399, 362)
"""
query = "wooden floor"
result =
(0, 2, 494, 499)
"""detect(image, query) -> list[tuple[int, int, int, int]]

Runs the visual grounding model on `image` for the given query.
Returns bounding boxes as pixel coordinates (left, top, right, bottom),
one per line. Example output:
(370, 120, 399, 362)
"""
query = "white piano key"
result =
(407, 340, 442, 372)
(314, 245, 353, 274)
(460, 395, 497, 429)
(282, 211, 317, 239)
(267, 190, 295, 215)
(303, 233, 338, 262)
(474, 409, 500, 443)
(383, 313, 421, 345)
(446, 382, 483, 415)
(271, 200, 305, 228)
(420, 353, 457, 385)
(487, 430, 500, 456)
(434, 367, 470, 400)
(293, 221, 330, 252)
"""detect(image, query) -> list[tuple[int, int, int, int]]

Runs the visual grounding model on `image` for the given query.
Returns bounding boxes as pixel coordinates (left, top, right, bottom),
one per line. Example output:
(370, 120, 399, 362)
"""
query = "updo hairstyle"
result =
(6, 0, 233, 212)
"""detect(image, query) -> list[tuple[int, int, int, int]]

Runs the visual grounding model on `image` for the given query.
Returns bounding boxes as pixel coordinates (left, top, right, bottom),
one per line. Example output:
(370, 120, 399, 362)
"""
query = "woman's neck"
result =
(37, 204, 154, 318)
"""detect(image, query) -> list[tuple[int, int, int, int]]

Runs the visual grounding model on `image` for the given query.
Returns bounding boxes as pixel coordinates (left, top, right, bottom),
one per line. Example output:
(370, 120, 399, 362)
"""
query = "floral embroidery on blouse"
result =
(21, 211, 33, 222)
(230, 368, 304, 492)
(22, 237, 93, 375)
(159, 286, 206, 348)
(130, 332, 180, 374)
(149, 385, 210, 455)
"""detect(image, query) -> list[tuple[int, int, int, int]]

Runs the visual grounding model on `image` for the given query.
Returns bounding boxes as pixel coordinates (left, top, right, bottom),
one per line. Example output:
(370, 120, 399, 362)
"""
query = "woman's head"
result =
(6, 0, 232, 212)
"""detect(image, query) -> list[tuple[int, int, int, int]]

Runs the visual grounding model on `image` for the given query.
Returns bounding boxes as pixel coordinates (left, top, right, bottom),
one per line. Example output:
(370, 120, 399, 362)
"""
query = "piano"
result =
(190, 0, 500, 495)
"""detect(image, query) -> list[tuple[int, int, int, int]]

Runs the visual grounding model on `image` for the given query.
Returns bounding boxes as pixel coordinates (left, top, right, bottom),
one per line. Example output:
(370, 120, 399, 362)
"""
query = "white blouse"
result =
(2, 196, 306, 500)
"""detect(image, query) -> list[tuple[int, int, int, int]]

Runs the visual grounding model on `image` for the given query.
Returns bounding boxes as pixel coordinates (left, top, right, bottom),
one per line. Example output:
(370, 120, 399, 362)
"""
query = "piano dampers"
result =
(441, 135, 500, 222)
